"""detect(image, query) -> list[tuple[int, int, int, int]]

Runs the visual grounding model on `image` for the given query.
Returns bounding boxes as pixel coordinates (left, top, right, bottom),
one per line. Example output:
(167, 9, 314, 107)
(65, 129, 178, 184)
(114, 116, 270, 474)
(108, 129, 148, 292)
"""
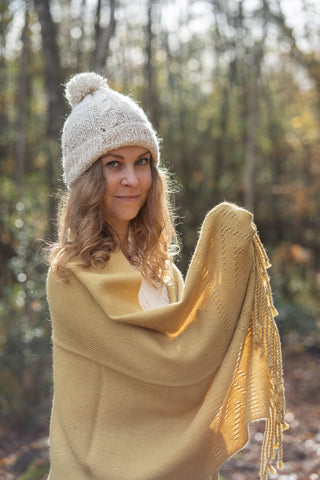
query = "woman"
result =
(47, 72, 287, 480)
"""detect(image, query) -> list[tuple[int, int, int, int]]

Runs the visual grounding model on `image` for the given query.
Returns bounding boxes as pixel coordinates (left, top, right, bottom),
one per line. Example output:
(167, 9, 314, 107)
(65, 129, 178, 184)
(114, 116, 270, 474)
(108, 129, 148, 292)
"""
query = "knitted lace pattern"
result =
(47, 202, 287, 480)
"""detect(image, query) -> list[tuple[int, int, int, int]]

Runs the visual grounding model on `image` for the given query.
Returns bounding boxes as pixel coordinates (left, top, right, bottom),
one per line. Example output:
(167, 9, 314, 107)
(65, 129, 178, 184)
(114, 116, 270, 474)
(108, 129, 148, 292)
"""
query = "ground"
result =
(0, 348, 319, 480)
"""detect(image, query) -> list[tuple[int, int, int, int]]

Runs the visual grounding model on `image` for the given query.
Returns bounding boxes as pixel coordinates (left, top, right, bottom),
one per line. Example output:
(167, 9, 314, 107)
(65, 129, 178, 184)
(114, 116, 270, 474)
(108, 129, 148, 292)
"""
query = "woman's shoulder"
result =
(46, 264, 74, 294)
(46, 257, 85, 293)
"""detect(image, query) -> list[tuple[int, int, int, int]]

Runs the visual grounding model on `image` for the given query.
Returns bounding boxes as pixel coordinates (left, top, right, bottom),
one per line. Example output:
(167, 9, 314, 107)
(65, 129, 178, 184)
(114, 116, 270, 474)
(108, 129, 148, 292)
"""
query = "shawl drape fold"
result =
(47, 202, 287, 480)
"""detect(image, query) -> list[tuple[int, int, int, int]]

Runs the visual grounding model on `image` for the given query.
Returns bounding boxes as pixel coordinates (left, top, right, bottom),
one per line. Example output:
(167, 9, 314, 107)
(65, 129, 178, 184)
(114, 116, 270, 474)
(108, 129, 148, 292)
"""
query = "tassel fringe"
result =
(253, 233, 289, 480)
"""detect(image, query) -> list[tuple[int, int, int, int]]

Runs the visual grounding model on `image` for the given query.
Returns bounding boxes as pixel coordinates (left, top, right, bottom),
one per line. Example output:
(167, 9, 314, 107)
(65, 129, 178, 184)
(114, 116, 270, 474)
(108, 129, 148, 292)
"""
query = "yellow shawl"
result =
(47, 202, 287, 480)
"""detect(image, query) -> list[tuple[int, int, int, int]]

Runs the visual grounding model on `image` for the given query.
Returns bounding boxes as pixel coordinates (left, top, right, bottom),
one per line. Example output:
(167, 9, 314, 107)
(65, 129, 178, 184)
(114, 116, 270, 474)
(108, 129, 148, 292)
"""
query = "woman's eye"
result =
(136, 157, 150, 166)
(105, 160, 120, 168)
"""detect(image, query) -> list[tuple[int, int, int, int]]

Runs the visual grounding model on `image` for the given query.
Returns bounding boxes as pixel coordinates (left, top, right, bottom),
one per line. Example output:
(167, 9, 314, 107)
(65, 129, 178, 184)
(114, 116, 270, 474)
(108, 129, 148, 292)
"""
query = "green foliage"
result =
(16, 461, 50, 480)
(0, 175, 52, 428)
(270, 241, 320, 341)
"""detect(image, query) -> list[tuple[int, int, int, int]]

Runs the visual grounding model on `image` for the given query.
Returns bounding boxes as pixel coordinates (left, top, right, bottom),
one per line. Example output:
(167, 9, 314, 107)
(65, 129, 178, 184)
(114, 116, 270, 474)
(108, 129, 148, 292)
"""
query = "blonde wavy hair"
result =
(48, 157, 179, 285)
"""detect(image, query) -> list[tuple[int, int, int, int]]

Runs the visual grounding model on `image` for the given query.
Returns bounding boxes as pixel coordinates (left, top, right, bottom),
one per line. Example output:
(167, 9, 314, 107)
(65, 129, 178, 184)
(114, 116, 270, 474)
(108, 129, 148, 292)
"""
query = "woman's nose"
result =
(120, 167, 139, 187)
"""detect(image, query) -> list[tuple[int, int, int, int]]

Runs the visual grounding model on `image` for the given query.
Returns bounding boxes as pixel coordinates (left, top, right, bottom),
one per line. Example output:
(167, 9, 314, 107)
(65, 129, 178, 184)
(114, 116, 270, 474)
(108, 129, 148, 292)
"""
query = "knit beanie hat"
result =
(61, 72, 160, 188)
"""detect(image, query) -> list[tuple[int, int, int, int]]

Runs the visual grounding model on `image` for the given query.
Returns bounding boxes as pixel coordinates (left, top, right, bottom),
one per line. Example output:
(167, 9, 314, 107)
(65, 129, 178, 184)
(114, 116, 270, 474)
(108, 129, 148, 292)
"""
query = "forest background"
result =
(0, 0, 320, 478)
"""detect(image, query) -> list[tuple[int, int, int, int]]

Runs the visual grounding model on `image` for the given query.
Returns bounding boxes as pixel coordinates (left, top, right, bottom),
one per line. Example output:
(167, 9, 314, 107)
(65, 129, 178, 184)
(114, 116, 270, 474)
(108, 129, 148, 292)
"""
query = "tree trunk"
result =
(244, 71, 257, 213)
(16, 4, 29, 201)
(144, 0, 155, 124)
(33, 0, 65, 239)
(92, 0, 116, 73)
(33, 0, 64, 139)
(243, 12, 267, 212)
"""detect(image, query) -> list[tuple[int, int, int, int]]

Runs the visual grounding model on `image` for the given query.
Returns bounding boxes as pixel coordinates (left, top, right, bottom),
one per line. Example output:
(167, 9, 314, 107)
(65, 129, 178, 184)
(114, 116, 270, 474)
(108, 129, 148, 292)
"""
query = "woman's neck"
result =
(120, 235, 130, 259)
(104, 217, 131, 259)
(111, 223, 130, 259)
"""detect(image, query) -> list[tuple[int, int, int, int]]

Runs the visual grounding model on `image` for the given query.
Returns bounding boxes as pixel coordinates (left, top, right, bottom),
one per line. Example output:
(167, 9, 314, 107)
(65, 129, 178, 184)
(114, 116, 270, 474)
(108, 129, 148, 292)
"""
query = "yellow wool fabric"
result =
(47, 202, 287, 480)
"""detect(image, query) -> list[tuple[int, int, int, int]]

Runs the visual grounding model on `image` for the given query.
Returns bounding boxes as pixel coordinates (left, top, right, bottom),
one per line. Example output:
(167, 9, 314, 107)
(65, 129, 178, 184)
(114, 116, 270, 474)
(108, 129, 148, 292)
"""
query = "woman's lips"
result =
(115, 195, 140, 201)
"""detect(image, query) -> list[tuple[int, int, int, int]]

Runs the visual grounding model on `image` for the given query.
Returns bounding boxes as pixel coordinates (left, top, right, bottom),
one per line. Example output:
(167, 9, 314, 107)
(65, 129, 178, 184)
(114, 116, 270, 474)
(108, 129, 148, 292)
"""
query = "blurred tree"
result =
(0, 1, 13, 170)
(16, 2, 30, 200)
(92, 0, 117, 72)
(33, 0, 65, 239)
(143, 0, 158, 126)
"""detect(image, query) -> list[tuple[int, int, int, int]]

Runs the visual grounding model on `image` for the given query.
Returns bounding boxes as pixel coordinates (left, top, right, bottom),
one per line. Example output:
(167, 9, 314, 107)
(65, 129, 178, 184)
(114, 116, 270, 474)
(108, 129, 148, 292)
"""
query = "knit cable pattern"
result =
(61, 72, 160, 188)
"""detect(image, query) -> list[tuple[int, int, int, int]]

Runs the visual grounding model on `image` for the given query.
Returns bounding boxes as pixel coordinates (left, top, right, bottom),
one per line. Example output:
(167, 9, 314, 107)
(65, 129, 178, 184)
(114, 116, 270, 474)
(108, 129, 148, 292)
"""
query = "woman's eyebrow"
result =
(137, 150, 150, 157)
(105, 153, 123, 159)
(105, 150, 150, 159)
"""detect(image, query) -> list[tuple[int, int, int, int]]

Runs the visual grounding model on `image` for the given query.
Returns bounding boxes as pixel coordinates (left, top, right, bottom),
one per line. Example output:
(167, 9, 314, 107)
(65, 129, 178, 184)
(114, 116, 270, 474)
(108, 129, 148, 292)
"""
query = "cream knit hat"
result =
(61, 72, 160, 188)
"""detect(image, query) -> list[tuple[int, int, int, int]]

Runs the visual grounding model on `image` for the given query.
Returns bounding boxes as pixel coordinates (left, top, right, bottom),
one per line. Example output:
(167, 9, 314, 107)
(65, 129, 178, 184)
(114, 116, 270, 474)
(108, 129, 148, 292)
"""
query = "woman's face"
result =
(100, 145, 152, 233)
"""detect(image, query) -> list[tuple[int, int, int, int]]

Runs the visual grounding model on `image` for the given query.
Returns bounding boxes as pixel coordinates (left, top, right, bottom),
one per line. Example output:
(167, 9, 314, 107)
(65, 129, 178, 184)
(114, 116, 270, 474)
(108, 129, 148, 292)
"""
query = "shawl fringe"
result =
(253, 233, 289, 480)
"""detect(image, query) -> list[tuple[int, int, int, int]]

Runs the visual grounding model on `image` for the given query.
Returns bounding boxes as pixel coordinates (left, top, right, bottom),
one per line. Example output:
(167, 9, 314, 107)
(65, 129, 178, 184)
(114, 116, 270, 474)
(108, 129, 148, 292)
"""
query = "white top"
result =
(138, 275, 170, 310)
(131, 264, 170, 310)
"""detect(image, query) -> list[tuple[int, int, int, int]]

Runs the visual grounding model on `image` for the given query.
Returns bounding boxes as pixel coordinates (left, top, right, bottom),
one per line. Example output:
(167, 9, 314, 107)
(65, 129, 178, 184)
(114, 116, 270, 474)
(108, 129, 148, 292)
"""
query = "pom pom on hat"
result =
(61, 71, 160, 188)
(65, 72, 108, 107)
